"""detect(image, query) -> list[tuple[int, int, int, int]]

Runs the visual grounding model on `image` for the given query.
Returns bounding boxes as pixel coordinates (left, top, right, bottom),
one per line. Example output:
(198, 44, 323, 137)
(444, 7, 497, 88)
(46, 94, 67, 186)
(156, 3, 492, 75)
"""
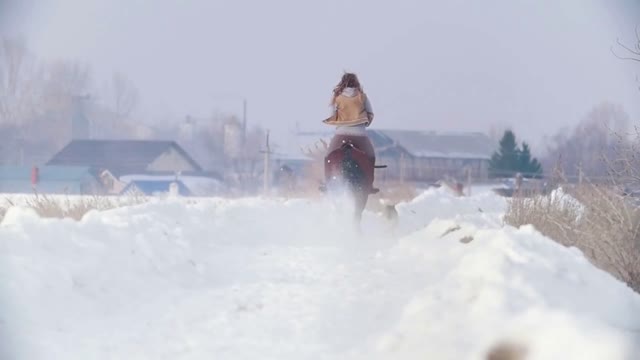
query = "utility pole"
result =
(399, 152, 405, 184)
(578, 162, 583, 186)
(260, 130, 272, 196)
(466, 167, 472, 196)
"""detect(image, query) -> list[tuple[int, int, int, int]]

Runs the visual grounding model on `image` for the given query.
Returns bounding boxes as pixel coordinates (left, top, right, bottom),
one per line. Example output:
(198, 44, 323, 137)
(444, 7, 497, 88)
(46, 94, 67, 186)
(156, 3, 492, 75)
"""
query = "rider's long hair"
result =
(332, 73, 363, 104)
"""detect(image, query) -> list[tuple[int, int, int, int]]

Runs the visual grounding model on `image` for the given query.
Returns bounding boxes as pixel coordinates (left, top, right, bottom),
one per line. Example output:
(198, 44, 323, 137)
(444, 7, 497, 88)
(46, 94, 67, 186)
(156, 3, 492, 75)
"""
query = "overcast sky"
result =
(5, 0, 640, 150)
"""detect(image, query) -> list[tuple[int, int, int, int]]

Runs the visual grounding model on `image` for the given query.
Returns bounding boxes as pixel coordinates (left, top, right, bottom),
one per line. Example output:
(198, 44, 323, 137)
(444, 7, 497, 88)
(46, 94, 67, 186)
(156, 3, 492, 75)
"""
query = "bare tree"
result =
(611, 25, 640, 63)
(542, 102, 630, 180)
(0, 39, 139, 164)
(0, 36, 46, 164)
(612, 25, 640, 92)
(43, 60, 92, 102)
(226, 124, 265, 194)
(110, 71, 138, 120)
(0, 36, 42, 125)
(37, 59, 94, 145)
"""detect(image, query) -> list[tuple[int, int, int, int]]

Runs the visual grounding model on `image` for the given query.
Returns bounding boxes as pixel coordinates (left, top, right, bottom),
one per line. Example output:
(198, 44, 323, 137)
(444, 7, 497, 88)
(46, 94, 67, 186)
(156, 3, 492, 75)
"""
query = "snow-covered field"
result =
(0, 187, 639, 359)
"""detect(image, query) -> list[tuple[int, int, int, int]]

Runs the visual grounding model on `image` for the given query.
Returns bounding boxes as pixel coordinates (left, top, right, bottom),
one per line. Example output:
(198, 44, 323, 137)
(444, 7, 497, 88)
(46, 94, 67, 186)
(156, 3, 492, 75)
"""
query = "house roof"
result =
(271, 128, 496, 162)
(121, 180, 191, 196)
(369, 130, 495, 160)
(46, 139, 203, 175)
(116, 170, 223, 181)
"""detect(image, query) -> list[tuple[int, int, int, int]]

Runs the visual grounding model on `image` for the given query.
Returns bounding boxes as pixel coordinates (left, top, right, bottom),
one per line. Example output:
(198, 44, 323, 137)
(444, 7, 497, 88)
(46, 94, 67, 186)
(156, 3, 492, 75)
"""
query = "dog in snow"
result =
(378, 199, 399, 236)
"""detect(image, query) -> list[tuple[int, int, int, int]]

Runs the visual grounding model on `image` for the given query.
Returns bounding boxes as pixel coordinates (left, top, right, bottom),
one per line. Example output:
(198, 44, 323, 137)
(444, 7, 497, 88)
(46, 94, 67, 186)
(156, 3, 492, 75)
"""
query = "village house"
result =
(271, 129, 496, 188)
(45, 139, 224, 195)
(47, 139, 203, 175)
(369, 130, 495, 183)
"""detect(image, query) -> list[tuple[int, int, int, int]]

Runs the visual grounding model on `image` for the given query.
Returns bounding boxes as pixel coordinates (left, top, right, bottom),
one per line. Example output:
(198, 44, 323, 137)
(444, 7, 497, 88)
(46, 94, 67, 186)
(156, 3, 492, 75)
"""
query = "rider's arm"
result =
(364, 95, 374, 125)
(330, 99, 338, 116)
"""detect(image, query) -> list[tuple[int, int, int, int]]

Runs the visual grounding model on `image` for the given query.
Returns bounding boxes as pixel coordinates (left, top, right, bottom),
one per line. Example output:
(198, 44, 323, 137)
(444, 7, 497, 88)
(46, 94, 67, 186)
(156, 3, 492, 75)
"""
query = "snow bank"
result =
(376, 220, 639, 359)
(0, 188, 638, 359)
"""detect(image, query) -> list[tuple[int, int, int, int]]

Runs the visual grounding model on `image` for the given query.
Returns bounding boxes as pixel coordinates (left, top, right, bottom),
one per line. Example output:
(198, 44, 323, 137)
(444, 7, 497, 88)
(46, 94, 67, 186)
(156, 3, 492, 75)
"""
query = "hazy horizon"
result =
(3, 0, 640, 152)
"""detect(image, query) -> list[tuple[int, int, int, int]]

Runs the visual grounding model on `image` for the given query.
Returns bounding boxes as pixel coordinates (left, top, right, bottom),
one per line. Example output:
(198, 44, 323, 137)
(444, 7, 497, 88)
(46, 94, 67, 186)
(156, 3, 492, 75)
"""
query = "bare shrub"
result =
(1, 194, 147, 222)
(504, 188, 583, 248)
(505, 184, 640, 293)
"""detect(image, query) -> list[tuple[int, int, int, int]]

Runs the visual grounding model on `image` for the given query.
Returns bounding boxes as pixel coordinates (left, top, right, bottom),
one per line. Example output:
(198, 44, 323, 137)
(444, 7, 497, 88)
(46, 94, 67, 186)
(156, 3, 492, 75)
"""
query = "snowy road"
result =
(0, 189, 639, 359)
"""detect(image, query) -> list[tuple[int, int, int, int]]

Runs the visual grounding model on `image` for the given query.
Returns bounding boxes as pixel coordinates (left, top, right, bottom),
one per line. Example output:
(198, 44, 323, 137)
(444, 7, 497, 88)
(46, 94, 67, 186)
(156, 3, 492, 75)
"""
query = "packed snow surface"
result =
(0, 188, 639, 359)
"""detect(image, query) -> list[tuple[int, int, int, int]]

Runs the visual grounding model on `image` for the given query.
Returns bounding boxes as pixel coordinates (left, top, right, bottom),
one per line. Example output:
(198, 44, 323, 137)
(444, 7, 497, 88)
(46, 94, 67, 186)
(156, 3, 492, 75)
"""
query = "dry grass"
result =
(0, 193, 148, 223)
(505, 184, 640, 293)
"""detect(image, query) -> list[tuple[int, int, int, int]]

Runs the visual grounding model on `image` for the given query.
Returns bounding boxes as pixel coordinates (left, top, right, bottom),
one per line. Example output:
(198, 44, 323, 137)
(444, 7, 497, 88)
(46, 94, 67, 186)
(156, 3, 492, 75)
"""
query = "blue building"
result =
(0, 166, 103, 195)
(120, 180, 191, 197)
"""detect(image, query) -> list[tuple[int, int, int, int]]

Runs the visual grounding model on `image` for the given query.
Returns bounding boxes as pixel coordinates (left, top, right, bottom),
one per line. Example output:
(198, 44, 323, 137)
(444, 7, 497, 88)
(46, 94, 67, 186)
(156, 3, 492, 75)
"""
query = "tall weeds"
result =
(0, 194, 148, 222)
(505, 185, 640, 293)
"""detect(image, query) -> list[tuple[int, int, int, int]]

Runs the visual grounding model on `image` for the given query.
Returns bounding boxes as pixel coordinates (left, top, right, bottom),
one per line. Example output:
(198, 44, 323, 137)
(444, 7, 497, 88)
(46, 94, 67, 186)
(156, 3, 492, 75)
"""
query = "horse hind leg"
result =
(353, 192, 368, 223)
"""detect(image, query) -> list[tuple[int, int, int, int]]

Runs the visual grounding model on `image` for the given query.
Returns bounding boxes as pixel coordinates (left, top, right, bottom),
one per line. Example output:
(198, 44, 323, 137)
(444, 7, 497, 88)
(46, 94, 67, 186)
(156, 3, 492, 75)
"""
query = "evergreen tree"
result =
(489, 130, 519, 178)
(489, 131, 543, 178)
(519, 142, 543, 178)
